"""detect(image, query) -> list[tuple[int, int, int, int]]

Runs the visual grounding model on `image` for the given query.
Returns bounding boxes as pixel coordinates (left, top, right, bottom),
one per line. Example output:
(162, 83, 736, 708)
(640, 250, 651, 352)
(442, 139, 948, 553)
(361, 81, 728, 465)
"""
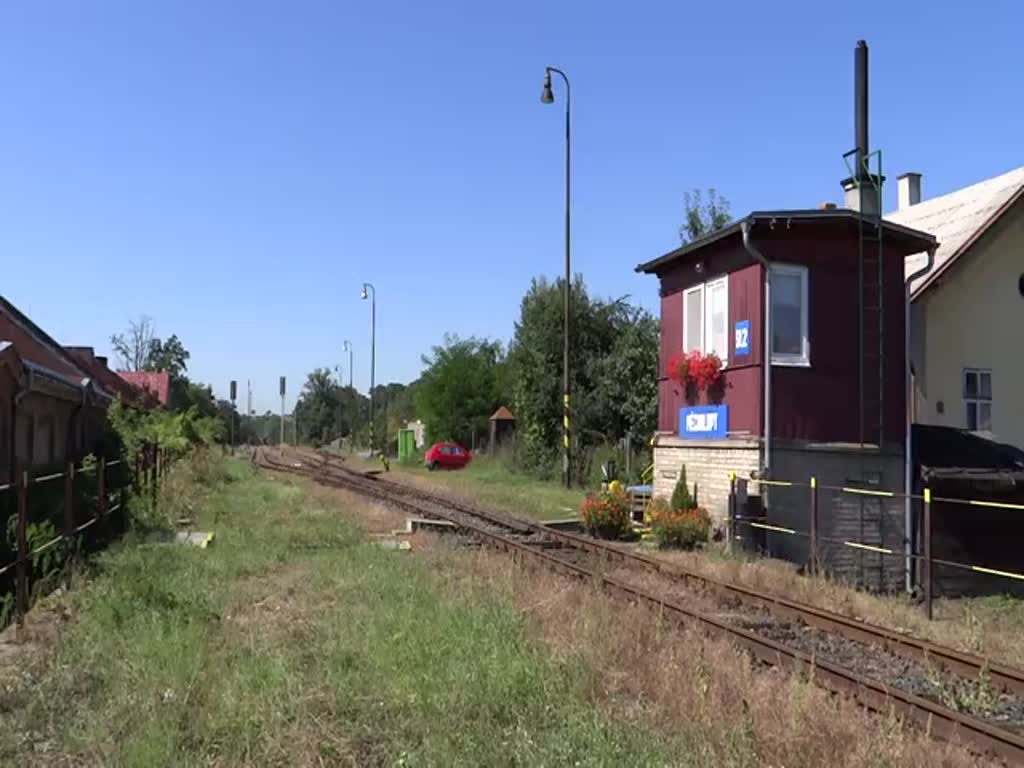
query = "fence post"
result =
(810, 477, 818, 577)
(924, 487, 933, 621)
(150, 442, 158, 510)
(98, 456, 108, 531)
(64, 462, 75, 589)
(15, 469, 28, 637)
(727, 473, 736, 554)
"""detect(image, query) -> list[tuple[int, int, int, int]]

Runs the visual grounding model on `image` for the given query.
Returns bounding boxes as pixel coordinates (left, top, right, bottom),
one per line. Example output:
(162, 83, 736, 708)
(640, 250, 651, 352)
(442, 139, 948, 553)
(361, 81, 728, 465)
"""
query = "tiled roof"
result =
(66, 347, 145, 403)
(490, 406, 515, 421)
(117, 371, 170, 406)
(0, 296, 93, 388)
(886, 166, 1024, 296)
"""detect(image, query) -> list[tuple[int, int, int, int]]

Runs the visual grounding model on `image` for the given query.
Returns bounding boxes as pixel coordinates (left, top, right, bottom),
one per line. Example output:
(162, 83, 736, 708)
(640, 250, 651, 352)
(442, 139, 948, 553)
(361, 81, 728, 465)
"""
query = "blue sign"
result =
(734, 320, 751, 356)
(679, 405, 729, 439)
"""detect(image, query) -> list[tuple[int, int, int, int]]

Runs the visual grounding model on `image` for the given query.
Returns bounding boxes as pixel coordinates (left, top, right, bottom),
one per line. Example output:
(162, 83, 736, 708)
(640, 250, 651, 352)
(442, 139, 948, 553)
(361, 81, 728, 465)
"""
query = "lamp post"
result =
(541, 66, 572, 488)
(343, 340, 353, 388)
(361, 283, 376, 455)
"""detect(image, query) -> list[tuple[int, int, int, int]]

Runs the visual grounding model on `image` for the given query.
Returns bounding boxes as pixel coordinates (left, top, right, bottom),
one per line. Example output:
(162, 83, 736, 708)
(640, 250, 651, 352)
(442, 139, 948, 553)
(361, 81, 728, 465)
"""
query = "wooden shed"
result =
(488, 406, 515, 454)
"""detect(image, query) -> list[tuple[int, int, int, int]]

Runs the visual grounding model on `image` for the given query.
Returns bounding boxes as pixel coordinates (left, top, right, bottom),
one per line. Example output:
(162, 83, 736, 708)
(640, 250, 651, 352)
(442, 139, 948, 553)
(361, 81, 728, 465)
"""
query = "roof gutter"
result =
(904, 245, 936, 593)
(67, 378, 92, 465)
(741, 218, 772, 478)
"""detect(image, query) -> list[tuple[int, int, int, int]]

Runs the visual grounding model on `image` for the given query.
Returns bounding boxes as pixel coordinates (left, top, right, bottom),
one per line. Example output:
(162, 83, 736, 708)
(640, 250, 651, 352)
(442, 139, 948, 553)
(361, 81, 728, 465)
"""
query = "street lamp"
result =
(541, 65, 572, 488)
(343, 340, 353, 389)
(361, 283, 376, 454)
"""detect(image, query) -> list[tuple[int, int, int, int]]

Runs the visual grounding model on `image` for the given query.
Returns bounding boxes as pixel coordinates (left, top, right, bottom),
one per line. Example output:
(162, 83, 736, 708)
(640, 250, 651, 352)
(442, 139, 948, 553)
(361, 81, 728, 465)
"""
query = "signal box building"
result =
(637, 209, 936, 589)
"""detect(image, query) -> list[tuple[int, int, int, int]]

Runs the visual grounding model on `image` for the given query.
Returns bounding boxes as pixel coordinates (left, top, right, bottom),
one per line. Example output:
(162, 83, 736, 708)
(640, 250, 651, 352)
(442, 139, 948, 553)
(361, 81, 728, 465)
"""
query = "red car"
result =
(425, 442, 472, 471)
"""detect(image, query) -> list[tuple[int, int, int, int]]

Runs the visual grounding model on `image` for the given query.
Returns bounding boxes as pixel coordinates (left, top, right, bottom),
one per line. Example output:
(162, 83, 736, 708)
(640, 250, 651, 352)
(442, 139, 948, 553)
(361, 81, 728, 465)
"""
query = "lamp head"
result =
(361, 284, 369, 300)
(540, 70, 554, 104)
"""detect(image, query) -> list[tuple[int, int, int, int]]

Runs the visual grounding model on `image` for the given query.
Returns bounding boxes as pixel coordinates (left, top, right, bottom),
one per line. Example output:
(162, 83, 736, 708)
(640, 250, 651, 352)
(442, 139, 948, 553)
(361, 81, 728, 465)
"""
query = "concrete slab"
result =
(377, 539, 412, 551)
(401, 517, 457, 534)
(541, 518, 582, 532)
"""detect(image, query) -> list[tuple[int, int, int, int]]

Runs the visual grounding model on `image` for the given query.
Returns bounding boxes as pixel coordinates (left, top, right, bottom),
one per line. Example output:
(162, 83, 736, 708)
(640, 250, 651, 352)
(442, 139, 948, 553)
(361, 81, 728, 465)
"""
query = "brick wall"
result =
(652, 436, 761, 522)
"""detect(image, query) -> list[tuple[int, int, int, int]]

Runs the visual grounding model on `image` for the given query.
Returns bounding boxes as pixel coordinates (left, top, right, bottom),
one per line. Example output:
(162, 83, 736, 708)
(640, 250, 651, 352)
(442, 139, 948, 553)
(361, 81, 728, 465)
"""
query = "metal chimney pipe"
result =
(855, 40, 869, 179)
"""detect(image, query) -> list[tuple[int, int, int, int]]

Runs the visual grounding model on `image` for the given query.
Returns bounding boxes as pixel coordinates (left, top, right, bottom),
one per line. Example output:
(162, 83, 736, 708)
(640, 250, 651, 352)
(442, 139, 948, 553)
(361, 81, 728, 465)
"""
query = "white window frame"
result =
(770, 264, 810, 366)
(704, 276, 729, 361)
(683, 284, 704, 354)
(682, 277, 729, 363)
(963, 368, 992, 432)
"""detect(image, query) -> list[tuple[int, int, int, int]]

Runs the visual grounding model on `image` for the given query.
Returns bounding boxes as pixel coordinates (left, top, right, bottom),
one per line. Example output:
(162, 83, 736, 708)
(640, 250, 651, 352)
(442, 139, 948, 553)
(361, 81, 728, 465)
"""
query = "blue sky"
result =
(1, 1, 1021, 413)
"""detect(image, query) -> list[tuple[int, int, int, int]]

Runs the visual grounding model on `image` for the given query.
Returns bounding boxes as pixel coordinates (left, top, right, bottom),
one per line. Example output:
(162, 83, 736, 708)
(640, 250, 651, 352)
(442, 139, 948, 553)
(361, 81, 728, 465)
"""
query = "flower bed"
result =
(579, 487, 632, 539)
(649, 500, 712, 549)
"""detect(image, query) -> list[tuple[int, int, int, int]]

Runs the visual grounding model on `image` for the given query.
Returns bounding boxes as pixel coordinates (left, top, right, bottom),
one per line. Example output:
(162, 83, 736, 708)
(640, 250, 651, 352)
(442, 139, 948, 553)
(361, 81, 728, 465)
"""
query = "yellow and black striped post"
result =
(924, 487, 933, 620)
(562, 393, 571, 487)
(810, 477, 818, 577)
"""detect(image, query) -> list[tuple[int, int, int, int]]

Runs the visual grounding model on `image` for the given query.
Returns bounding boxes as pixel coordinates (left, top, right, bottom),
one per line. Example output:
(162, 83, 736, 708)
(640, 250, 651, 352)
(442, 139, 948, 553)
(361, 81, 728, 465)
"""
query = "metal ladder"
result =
(844, 149, 887, 589)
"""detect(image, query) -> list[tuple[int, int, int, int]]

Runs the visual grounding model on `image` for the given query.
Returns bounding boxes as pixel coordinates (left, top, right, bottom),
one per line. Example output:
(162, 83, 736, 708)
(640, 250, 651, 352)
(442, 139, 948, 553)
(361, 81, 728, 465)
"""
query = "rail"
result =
(258, 446, 1024, 763)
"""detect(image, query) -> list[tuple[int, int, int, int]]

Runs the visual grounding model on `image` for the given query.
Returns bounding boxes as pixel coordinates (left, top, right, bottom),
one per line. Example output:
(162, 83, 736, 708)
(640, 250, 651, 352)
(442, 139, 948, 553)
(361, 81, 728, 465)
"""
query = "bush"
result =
(579, 488, 631, 539)
(670, 466, 693, 512)
(649, 497, 711, 549)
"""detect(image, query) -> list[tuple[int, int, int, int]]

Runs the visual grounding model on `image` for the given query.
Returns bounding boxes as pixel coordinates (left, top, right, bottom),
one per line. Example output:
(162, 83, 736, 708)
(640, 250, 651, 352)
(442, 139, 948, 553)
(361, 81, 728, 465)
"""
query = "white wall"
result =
(914, 202, 1024, 447)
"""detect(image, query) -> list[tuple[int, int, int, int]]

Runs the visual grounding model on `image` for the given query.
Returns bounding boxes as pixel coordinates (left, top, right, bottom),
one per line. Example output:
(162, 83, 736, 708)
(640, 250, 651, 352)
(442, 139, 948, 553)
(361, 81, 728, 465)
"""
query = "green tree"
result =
(416, 336, 505, 447)
(146, 334, 190, 379)
(670, 466, 693, 511)
(507, 276, 659, 481)
(592, 307, 659, 441)
(679, 188, 731, 244)
(294, 368, 340, 446)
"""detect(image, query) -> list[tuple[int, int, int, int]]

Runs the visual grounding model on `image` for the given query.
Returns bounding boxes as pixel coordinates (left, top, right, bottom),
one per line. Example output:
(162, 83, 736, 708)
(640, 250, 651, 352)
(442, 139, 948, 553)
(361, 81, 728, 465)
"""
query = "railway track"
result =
(256, 445, 1024, 764)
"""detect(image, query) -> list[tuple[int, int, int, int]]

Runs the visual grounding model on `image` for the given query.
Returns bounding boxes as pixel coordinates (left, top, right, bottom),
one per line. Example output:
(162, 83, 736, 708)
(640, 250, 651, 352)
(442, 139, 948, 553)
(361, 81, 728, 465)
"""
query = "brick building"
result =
(0, 297, 158, 485)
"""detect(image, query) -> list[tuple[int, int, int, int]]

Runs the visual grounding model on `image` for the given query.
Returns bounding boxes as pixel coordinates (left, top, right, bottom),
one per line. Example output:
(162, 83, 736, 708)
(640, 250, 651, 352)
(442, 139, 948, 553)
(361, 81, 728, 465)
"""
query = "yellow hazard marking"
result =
(563, 435, 570, 448)
(749, 522, 796, 535)
(564, 394, 570, 405)
(971, 565, 1024, 581)
(756, 479, 794, 488)
(924, 488, 931, 504)
(810, 476, 817, 489)
(964, 499, 1024, 512)
(728, 471, 736, 481)
(841, 487, 895, 497)
(844, 541, 892, 554)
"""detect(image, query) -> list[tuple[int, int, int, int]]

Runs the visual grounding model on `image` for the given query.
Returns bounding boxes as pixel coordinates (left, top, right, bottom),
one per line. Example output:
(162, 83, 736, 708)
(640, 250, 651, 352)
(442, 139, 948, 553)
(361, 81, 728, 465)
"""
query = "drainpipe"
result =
(904, 246, 936, 593)
(11, 369, 33, 484)
(67, 380, 90, 465)
(741, 219, 772, 477)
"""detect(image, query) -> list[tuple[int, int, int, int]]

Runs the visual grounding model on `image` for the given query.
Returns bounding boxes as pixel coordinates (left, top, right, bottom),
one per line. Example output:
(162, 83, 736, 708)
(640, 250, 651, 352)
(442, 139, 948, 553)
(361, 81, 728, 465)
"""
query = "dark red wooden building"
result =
(637, 210, 936, 589)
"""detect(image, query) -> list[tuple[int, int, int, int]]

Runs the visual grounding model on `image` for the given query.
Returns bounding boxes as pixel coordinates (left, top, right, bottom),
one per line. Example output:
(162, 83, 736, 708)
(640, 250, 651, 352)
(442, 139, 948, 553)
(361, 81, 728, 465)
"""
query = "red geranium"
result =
(667, 350, 724, 392)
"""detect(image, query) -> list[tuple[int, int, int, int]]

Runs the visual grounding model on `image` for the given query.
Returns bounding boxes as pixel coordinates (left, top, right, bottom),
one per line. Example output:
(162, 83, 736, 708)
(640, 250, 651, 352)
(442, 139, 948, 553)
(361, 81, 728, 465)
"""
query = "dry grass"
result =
(651, 546, 1024, 668)
(419, 543, 995, 767)
(328, 444, 1024, 672)
(301, 460, 995, 764)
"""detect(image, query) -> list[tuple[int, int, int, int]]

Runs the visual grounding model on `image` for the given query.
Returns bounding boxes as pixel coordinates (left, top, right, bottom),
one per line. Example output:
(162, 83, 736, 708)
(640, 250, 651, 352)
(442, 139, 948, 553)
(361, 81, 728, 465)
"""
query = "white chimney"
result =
(898, 172, 922, 210)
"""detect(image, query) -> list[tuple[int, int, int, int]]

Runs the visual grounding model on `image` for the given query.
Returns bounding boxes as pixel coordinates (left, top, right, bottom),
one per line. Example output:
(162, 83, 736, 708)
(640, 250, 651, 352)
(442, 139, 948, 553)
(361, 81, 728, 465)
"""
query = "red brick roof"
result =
(490, 406, 515, 421)
(117, 371, 170, 406)
(0, 297, 91, 385)
(66, 347, 148, 404)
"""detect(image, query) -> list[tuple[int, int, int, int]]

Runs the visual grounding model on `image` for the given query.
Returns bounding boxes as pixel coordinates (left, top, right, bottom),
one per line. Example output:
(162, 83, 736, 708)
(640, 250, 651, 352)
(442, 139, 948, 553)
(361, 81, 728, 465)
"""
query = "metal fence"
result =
(0, 443, 171, 634)
(726, 473, 1024, 619)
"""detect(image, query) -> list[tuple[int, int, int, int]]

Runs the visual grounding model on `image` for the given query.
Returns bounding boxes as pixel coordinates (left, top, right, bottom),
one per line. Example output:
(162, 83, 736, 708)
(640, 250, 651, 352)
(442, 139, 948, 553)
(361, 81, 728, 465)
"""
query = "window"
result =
(683, 285, 703, 353)
(963, 369, 992, 431)
(682, 277, 729, 359)
(705, 278, 728, 359)
(771, 264, 809, 365)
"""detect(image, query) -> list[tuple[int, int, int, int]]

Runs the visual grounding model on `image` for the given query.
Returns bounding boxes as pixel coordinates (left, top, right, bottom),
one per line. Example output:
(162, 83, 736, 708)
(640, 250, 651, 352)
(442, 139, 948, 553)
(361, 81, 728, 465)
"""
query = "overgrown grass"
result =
(0, 459, 686, 766)
(396, 453, 586, 521)
(656, 545, 1024, 670)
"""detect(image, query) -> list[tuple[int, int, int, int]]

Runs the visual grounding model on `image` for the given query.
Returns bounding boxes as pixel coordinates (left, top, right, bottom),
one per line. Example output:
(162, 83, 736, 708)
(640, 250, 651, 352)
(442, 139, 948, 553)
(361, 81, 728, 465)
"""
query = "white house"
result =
(887, 166, 1024, 447)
